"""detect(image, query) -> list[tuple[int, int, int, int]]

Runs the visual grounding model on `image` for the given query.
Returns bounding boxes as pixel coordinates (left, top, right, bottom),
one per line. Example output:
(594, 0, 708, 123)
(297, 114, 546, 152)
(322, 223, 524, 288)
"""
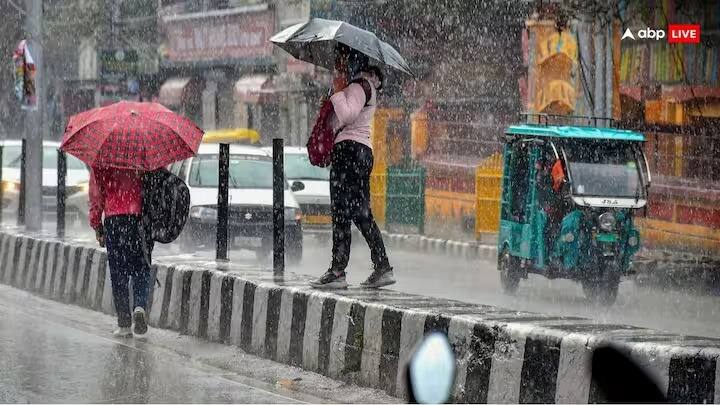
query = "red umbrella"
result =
(61, 100, 204, 171)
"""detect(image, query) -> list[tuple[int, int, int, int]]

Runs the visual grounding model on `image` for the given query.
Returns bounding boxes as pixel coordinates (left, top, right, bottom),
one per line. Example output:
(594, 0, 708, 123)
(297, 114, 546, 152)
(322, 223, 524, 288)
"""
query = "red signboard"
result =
(162, 9, 275, 63)
(667, 24, 701, 44)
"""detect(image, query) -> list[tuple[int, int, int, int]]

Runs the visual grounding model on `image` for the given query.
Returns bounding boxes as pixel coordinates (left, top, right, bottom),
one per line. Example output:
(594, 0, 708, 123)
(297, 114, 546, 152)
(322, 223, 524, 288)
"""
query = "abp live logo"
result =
(668, 24, 701, 43)
(621, 24, 701, 43)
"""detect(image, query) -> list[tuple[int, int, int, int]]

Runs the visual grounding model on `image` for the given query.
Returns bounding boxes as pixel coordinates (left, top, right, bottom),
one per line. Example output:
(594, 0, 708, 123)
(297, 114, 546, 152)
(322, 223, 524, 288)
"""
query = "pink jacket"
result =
(89, 169, 143, 230)
(330, 79, 377, 149)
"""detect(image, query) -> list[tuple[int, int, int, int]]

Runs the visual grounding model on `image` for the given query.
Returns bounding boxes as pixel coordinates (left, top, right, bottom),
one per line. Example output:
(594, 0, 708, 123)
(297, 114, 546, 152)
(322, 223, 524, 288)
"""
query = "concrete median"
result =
(1, 230, 718, 403)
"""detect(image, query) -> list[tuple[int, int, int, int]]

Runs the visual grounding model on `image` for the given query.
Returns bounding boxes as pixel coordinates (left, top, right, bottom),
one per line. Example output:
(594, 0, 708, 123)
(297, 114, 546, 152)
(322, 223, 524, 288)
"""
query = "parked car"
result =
(174, 143, 305, 264)
(263, 146, 331, 235)
(1, 140, 89, 222)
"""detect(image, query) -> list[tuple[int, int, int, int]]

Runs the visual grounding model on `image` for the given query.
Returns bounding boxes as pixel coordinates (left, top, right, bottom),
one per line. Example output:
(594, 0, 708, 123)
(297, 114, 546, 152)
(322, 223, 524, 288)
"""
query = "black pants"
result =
(330, 141, 389, 271)
(104, 215, 153, 327)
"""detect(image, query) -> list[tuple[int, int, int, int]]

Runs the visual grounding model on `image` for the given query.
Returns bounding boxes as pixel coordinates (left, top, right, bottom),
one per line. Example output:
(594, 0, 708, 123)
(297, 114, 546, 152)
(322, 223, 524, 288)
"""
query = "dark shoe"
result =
(361, 265, 396, 288)
(133, 307, 148, 336)
(309, 269, 348, 289)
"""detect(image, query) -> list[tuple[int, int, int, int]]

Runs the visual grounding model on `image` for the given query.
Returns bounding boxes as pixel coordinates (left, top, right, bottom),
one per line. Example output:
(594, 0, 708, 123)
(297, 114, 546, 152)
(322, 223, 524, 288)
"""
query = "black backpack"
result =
(142, 169, 190, 244)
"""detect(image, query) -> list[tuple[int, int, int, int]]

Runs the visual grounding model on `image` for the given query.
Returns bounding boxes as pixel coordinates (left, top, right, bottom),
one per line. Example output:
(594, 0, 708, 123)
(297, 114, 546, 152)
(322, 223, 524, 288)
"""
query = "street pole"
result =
(0, 145, 3, 224)
(605, 20, 614, 122)
(56, 149, 66, 239)
(18, 140, 26, 226)
(272, 138, 284, 275)
(593, 17, 606, 122)
(24, 0, 44, 231)
(216, 143, 229, 261)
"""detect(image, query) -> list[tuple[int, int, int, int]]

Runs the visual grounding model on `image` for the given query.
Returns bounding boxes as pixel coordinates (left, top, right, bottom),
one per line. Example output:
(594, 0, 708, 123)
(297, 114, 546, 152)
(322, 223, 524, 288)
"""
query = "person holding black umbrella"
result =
(309, 46, 395, 289)
(270, 18, 412, 289)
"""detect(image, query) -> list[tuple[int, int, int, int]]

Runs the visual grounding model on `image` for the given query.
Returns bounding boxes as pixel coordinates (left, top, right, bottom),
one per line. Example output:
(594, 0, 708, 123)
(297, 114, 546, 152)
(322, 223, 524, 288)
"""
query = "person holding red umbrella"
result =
(62, 101, 203, 338)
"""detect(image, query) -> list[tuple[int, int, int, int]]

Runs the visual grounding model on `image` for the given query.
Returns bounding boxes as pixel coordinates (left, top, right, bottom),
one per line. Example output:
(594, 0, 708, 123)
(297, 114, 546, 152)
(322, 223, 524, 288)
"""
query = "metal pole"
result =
(18, 139, 26, 226)
(56, 149, 66, 238)
(216, 142, 229, 261)
(0, 145, 3, 224)
(605, 20, 614, 122)
(272, 138, 284, 274)
(23, 0, 44, 231)
(593, 17, 606, 120)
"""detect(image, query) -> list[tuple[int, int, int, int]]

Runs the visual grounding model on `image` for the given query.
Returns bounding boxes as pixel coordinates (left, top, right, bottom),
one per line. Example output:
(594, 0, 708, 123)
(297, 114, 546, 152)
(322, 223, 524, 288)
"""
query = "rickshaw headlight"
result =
(628, 236, 638, 247)
(563, 233, 575, 243)
(598, 212, 616, 232)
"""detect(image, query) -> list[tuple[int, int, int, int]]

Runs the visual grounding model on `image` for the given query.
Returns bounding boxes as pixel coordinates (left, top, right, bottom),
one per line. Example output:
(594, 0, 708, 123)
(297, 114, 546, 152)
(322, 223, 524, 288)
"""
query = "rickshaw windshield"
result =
(562, 140, 644, 198)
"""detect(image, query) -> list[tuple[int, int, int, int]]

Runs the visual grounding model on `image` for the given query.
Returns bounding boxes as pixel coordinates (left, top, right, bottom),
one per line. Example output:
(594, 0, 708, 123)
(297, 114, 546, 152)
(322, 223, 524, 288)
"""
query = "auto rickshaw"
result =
(497, 114, 651, 305)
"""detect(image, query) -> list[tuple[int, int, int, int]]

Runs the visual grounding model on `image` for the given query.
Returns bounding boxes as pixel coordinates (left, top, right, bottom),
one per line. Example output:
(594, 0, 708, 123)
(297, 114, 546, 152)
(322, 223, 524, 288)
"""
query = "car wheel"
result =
(255, 248, 271, 262)
(582, 270, 620, 306)
(287, 236, 303, 266)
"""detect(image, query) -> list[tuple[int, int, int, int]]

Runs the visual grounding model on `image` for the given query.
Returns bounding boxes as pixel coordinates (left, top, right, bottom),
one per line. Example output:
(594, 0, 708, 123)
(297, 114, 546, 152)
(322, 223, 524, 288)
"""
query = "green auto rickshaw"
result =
(497, 115, 651, 305)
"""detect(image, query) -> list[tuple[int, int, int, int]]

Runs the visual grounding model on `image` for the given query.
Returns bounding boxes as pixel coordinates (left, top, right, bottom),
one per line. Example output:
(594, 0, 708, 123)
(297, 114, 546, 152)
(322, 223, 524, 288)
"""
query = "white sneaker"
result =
(133, 307, 148, 336)
(113, 327, 133, 338)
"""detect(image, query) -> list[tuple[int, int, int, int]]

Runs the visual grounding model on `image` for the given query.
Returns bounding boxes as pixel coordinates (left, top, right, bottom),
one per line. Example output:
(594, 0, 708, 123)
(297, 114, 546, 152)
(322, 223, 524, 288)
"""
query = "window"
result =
(188, 154, 287, 189)
(178, 159, 190, 180)
(44, 148, 86, 170)
(508, 141, 530, 222)
(1, 146, 22, 168)
(1, 146, 84, 170)
(285, 153, 330, 181)
(563, 140, 644, 198)
(169, 161, 182, 176)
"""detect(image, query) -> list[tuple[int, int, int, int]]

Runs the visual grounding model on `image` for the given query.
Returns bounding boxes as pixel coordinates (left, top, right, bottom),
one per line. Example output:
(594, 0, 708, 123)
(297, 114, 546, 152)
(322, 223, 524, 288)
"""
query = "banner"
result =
(13, 40, 37, 111)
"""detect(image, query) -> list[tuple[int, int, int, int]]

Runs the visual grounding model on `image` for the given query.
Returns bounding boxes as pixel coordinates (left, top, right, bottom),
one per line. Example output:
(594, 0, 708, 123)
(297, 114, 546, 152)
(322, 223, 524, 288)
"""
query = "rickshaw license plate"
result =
(234, 237, 263, 248)
(305, 215, 332, 224)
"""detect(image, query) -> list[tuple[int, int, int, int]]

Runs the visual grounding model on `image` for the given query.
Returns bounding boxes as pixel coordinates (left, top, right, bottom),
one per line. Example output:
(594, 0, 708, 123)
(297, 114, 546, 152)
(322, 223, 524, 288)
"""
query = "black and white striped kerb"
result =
(1, 230, 719, 404)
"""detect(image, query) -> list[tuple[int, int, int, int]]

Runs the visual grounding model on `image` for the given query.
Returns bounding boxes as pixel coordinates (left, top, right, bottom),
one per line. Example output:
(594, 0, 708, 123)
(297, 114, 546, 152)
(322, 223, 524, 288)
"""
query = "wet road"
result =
(0, 284, 395, 403)
(25, 221, 720, 339)
(154, 235, 720, 339)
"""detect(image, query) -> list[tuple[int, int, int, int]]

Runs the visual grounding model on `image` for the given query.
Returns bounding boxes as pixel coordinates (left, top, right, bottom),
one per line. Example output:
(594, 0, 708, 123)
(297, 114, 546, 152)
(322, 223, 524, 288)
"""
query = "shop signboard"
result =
(161, 8, 274, 64)
(100, 49, 139, 79)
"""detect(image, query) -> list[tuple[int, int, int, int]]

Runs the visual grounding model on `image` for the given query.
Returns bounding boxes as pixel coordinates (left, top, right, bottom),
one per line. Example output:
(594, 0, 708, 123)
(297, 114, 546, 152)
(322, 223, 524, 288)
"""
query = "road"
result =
(0, 284, 395, 403)
(21, 221, 720, 339)
(154, 235, 720, 339)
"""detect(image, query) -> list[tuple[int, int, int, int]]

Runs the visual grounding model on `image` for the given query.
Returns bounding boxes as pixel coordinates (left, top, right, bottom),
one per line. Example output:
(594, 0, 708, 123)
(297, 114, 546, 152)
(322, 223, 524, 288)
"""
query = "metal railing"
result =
(520, 113, 618, 127)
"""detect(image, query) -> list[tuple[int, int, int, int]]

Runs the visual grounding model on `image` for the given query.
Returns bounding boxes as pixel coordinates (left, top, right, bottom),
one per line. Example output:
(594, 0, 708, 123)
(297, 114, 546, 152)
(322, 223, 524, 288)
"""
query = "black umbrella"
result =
(270, 18, 413, 76)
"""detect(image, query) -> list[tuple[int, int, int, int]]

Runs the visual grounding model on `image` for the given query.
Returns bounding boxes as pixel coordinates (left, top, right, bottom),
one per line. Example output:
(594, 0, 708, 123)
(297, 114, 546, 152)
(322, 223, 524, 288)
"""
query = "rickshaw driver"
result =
(536, 153, 568, 255)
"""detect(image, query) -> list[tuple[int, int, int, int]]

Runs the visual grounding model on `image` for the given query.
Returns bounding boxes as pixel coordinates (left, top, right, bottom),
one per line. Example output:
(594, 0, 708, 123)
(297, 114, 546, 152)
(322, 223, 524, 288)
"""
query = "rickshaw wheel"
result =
(582, 275, 620, 306)
(499, 250, 521, 294)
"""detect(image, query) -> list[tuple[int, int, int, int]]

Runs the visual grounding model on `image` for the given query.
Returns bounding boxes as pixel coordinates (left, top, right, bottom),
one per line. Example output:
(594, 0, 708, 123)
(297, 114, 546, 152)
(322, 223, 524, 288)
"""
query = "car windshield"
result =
(3, 146, 85, 170)
(188, 154, 287, 189)
(1, 146, 21, 168)
(563, 140, 644, 198)
(285, 153, 329, 181)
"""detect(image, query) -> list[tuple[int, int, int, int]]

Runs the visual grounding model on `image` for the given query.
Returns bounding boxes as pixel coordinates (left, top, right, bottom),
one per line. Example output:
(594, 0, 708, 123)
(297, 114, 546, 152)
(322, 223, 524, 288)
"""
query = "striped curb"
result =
(1, 230, 719, 403)
(375, 230, 498, 262)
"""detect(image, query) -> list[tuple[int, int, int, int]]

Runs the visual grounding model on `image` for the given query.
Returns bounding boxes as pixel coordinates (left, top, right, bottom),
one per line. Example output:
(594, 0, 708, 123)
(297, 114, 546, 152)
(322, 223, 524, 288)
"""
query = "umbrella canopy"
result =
(270, 18, 413, 76)
(61, 101, 204, 171)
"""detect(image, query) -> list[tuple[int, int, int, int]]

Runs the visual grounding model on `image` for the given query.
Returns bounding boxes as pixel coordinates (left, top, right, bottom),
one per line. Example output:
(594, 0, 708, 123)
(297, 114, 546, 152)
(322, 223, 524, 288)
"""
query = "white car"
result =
(263, 146, 331, 234)
(1, 140, 89, 222)
(173, 143, 304, 263)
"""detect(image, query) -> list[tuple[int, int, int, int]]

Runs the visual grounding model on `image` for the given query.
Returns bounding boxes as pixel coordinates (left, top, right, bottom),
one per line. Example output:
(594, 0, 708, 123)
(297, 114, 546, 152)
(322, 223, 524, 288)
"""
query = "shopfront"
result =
(158, 6, 276, 133)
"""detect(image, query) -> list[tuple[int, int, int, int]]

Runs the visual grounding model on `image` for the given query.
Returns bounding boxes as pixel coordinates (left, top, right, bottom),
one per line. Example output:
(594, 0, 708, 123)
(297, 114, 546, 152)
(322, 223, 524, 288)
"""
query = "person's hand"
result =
(95, 228, 105, 248)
